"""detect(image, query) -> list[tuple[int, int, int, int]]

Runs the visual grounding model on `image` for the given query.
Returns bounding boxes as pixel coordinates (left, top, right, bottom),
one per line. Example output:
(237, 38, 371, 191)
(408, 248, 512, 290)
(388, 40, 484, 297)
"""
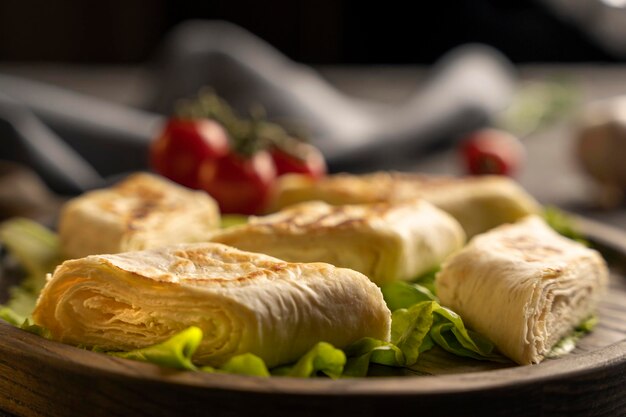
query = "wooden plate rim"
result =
(1, 215, 624, 397)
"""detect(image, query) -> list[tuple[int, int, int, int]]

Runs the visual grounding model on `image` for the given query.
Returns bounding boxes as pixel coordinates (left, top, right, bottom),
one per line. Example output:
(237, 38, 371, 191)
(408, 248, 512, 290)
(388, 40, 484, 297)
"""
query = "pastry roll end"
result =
(33, 243, 391, 368)
(436, 215, 608, 365)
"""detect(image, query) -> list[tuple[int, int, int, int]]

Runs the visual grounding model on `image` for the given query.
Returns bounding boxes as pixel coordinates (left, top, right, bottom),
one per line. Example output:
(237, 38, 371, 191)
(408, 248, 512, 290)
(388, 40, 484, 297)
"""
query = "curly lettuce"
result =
(0, 218, 61, 320)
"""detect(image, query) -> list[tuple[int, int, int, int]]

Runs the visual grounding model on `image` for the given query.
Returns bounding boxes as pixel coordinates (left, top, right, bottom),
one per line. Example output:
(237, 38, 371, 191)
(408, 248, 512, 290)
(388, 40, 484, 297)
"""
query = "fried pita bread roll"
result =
(33, 243, 391, 368)
(211, 199, 465, 285)
(270, 172, 541, 237)
(436, 215, 608, 365)
(59, 173, 220, 259)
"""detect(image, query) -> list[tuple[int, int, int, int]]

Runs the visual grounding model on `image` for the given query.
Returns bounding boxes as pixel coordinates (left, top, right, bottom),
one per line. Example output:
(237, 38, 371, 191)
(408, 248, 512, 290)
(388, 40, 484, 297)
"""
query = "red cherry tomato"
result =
(150, 118, 230, 188)
(460, 129, 525, 176)
(270, 142, 327, 179)
(197, 151, 277, 215)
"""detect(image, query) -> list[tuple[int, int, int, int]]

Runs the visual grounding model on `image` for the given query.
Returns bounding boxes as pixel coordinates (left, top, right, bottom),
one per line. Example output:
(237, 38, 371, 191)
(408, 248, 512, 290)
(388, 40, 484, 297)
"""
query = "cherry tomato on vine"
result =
(270, 141, 327, 179)
(150, 118, 230, 188)
(197, 151, 277, 215)
(459, 128, 525, 176)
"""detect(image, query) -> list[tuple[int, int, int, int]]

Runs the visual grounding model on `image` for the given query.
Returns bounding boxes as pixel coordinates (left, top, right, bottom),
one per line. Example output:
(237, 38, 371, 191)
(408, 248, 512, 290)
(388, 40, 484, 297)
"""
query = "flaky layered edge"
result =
(33, 245, 392, 368)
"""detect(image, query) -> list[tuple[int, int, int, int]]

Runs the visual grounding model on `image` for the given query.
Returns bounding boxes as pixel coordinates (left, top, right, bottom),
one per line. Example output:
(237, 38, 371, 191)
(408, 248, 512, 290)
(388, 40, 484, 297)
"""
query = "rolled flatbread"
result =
(270, 172, 541, 237)
(59, 173, 220, 259)
(211, 199, 465, 284)
(33, 243, 391, 367)
(436, 215, 608, 365)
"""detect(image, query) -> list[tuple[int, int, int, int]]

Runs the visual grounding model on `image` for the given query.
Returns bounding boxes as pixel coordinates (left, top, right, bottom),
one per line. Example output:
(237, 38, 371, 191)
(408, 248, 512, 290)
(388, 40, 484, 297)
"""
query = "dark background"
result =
(0, 0, 617, 64)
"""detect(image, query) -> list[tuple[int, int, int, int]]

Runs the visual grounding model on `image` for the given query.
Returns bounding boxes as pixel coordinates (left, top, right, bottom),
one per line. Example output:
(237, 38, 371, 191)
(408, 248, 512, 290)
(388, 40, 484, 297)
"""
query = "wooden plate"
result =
(0, 217, 625, 417)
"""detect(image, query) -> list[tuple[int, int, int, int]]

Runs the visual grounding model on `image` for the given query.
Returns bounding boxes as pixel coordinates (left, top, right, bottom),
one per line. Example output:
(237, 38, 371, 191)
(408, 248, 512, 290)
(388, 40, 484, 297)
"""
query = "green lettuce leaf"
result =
(0, 218, 61, 318)
(4, 287, 42, 320)
(0, 218, 60, 280)
(0, 306, 51, 339)
(411, 268, 439, 295)
(430, 304, 505, 361)
(220, 214, 249, 229)
(19, 318, 51, 338)
(109, 326, 202, 370)
(543, 206, 588, 245)
(108, 326, 271, 376)
(391, 302, 435, 365)
(216, 353, 270, 376)
(342, 337, 405, 377)
(382, 282, 505, 365)
(547, 315, 597, 358)
(381, 281, 437, 311)
(272, 342, 346, 379)
(343, 298, 502, 375)
(201, 353, 270, 377)
(0, 306, 23, 326)
(495, 78, 578, 137)
(107, 327, 342, 378)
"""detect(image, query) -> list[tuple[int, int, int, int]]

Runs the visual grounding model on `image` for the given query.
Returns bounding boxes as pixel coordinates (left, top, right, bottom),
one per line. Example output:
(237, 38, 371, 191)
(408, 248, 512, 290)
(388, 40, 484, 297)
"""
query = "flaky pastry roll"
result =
(59, 173, 220, 259)
(270, 172, 541, 237)
(211, 199, 465, 284)
(436, 216, 608, 365)
(33, 243, 391, 367)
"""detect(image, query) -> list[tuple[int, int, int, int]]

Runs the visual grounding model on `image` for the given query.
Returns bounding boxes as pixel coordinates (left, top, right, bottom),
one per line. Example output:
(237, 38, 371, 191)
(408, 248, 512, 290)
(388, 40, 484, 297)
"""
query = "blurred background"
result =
(3, 0, 626, 227)
(0, 0, 623, 64)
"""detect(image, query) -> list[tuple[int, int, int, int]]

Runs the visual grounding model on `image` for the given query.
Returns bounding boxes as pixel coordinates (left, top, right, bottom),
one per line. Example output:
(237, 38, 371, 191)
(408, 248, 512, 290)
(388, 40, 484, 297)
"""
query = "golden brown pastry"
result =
(58, 173, 220, 259)
(269, 172, 541, 237)
(436, 215, 608, 365)
(33, 243, 391, 368)
(211, 199, 465, 284)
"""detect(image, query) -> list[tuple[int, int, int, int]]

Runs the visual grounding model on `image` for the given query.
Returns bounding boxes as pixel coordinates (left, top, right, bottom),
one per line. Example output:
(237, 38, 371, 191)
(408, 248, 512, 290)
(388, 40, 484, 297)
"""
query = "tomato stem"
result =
(176, 89, 313, 160)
